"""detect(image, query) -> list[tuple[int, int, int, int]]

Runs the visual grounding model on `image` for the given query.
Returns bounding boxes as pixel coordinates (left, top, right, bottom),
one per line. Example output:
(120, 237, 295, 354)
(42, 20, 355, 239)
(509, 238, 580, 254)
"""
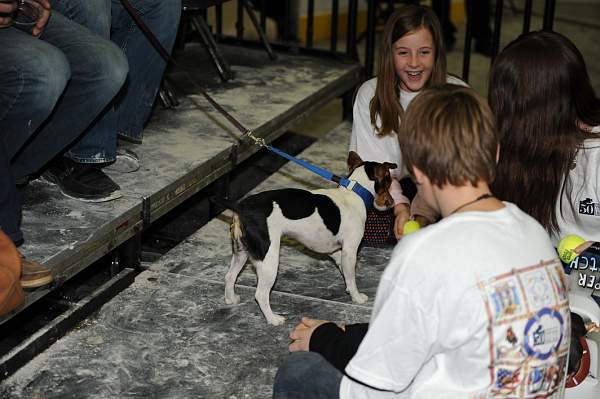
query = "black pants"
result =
(0, 143, 22, 244)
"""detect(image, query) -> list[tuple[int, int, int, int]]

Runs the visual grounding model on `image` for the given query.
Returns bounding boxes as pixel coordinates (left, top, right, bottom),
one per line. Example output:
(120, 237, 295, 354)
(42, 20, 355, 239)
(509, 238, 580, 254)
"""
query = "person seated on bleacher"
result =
(273, 85, 570, 398)
(0, 0, 53, 289)
(1, 0, 129, 202)
(52, 0, 181, 150)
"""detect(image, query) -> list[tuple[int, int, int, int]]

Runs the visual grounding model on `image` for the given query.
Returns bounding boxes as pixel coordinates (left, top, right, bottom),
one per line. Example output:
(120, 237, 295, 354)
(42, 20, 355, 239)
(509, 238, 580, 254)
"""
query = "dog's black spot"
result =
(312, 194, 341, 236)
(237, 188, 341, 260)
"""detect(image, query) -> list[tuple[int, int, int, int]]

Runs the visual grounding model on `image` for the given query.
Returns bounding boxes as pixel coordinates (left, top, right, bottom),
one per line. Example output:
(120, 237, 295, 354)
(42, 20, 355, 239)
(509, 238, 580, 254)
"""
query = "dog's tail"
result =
(230, 212, 247, 254)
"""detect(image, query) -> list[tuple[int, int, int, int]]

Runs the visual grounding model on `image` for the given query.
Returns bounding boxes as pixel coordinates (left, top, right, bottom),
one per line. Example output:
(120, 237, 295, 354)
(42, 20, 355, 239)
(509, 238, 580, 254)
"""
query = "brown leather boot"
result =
(19, 255, 53, 289)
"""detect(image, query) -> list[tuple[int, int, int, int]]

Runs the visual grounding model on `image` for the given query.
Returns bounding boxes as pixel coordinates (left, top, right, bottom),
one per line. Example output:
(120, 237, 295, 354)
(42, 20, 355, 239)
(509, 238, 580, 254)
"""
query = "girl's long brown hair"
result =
(370, 5, 447, 137)
(490, 31, 600, 234)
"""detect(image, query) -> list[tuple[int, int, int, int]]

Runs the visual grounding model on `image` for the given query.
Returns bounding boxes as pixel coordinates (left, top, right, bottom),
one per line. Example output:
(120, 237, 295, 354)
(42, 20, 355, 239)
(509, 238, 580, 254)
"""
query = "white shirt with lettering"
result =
(554, 126, 600, 244)
(340, 202, 570, 399)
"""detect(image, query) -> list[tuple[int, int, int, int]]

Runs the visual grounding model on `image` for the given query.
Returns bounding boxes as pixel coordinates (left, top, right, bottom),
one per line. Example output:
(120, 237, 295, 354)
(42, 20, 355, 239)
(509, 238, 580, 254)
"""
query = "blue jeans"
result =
(52, 0, 182, 144)
(273, 352, 342, 399)
(0, 11, 128, 174)
(0, 12, 128, 240)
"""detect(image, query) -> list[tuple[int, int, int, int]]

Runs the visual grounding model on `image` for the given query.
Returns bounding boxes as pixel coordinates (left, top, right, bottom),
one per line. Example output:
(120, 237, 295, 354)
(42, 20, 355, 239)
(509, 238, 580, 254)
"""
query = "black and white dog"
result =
(225, 151, 397, 325)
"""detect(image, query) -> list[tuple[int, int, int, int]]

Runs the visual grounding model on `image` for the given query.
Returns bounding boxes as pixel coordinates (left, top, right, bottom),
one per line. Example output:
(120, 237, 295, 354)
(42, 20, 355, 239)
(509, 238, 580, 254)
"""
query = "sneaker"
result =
(103, 148, 140, 173)
(19, 254, 53, 289)
(42, 157, 122, 202)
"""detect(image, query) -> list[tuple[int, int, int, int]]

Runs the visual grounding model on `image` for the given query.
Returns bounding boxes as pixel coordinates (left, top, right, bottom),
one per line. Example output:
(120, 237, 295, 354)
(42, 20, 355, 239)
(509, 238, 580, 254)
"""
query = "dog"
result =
(224, 151, 397, 325)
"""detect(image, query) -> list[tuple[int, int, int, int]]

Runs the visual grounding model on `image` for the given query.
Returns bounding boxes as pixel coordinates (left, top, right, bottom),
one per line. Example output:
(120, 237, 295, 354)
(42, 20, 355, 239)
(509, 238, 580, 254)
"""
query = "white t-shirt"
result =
(340, 202, 570, 399)
(554, 126, 600, 244)
(349, 76, 466, 205)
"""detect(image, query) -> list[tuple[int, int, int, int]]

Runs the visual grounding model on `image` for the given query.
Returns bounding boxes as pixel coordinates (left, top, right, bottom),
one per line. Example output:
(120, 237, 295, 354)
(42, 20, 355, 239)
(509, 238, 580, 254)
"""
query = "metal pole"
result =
(236, 0, 244, 40)
(260, 0, 266, 32)
(307, 0, 315, 48)
(522, 0, 533, 33)
(216, 3, 223, 36)
(462, 0, 474, 82)
(491, 0, 504, 62)
(331, 0, 339, 52)
(365, 0, 377, 77)
(543, 0, 556, 31)
(346, 0, 358, 60)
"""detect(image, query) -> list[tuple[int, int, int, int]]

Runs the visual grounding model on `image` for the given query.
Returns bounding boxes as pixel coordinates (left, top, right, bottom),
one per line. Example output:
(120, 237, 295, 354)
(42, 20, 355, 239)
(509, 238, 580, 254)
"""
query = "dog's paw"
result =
(225, 294, 241, 305)
(267, 314, 286, 326)
(352, 293, 368, 304)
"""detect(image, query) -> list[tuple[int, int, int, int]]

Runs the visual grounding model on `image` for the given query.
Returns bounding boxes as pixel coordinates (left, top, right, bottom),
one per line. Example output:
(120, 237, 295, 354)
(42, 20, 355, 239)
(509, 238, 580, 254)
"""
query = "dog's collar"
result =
(341, 179, 374, 209)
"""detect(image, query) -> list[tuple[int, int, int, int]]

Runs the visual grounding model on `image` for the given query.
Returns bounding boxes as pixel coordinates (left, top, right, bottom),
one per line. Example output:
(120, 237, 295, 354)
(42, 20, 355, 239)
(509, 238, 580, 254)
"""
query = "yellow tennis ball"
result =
(557, 234, 586, 263)
(403, 220, 421, 235)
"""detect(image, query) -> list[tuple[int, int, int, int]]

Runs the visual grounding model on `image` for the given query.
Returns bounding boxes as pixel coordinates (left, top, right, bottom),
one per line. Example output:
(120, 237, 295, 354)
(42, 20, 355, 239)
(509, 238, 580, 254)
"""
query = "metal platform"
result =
(2, 43, 361, 325)
(0, 122, 392, 398)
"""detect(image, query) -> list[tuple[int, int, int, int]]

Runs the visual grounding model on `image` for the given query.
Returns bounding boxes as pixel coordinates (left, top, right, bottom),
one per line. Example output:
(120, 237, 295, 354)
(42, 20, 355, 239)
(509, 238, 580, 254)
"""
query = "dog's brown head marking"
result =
(347, 151, 363, 174)
(347, 151, 397, 209)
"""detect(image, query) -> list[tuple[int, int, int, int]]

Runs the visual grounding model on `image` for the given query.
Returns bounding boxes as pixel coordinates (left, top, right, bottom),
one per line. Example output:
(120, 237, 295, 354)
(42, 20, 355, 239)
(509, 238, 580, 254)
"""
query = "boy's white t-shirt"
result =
(340, 202, 570, 399)
(554, 126, 600, 244)
(349, 76, 466, 205)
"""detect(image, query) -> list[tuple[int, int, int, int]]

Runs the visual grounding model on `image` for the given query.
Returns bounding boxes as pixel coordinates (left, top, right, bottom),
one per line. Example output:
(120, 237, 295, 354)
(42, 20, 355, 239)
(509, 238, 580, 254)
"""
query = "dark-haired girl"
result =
(490, 30, 600, 244)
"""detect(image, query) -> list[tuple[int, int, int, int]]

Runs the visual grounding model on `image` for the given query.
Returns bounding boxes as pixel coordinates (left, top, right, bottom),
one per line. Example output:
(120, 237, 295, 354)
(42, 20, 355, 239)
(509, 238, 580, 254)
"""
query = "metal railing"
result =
(362, 0, 557, 82)
(210, 0, 362, 62)
(199, 0, 560, 84)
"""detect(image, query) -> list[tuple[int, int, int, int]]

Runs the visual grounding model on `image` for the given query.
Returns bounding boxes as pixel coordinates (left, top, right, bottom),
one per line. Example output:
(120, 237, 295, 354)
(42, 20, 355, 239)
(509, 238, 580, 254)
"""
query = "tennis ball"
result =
(403, 220, 421, 235)
(557, 234, 586, 264)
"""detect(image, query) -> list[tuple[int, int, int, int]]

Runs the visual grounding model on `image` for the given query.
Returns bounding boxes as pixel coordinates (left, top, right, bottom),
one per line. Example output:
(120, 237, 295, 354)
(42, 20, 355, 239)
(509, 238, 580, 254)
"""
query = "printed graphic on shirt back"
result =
(478, 260, 570, 398)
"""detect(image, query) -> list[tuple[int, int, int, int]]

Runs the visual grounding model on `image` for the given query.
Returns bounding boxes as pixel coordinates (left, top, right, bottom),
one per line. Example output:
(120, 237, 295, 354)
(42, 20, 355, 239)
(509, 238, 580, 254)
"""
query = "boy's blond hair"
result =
(399, 84, 498, 187)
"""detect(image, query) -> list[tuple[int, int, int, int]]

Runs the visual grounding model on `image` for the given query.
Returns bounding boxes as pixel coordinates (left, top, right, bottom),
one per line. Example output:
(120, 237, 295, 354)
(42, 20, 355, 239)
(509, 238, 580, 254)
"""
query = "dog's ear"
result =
(383, 162, 397, 171)
(347, 151, 363, 172)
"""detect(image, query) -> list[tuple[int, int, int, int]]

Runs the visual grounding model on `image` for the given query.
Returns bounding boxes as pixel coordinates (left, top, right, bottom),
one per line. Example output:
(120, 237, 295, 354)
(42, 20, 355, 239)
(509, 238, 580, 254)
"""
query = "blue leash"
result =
(264, 142, 374, 209)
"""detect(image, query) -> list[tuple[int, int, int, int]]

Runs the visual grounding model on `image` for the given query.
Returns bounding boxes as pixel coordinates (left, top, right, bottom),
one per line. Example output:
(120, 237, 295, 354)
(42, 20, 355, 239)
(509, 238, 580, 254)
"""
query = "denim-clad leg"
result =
(0, 26, 69, 178)
(51, 0, 117, 160)
(52, 0, 181, 144)
(273, 352, 342, 399)
(110, 0, 181, 142)
(7, 11, 128, 176)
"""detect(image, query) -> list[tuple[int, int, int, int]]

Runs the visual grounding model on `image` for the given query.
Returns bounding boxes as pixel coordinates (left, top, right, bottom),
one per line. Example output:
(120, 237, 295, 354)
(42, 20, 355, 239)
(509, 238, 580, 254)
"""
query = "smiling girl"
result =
(350, 4, 465, 245)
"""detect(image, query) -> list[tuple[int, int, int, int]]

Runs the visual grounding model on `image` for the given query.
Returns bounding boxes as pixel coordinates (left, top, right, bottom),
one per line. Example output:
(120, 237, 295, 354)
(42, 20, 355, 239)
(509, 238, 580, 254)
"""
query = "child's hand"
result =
(288, 317, 330, 352)
(393, 203, 410, 239)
